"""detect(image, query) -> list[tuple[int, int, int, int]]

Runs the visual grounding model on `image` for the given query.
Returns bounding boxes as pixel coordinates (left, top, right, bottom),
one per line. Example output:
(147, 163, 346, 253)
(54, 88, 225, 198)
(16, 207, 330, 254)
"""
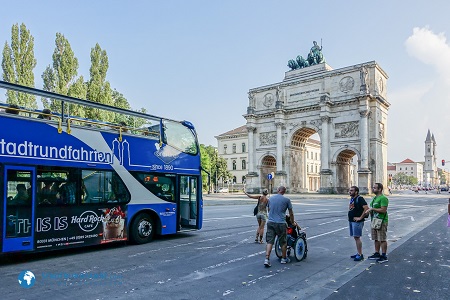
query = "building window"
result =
(223, 144, 227, 154)
(242, 176, 246, 184)
(400, 167, 402, 170)
(232, 160, 237, 170)
(233, 176, 236, 183)
(242, 143, 246, 153)
(315, 153, 318, 160)
(315, 165, 318, 173)
(242, 160, 246, 170)
(232, 143, 236, 153)
(307, 151, 309, 159)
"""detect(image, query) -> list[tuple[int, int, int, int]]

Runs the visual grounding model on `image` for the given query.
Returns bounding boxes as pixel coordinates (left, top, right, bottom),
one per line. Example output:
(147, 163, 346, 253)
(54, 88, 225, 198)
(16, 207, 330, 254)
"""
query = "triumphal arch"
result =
(244, 43, 389, 194)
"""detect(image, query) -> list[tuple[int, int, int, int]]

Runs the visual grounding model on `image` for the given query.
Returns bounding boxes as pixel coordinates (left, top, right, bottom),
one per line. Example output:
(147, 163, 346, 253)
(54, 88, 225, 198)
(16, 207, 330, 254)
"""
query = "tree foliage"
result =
(42, 33, 86, 116)
(1, 23, 37, 108)
(393, 172, 418, 186)
(86, 43, 114, 122)
(201, 145, 232, 190)
(199, 145, 211, 191)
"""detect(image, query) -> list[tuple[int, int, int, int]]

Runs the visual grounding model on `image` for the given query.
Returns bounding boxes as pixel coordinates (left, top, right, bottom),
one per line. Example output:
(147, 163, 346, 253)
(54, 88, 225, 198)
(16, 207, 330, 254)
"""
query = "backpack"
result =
(355, 195, 368, 219)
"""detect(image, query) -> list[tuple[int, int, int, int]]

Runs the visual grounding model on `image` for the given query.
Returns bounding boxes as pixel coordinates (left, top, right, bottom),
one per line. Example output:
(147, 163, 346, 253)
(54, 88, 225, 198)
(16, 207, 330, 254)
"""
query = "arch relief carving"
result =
(260, 132, 277, 146)
(334, 121, 359, 138)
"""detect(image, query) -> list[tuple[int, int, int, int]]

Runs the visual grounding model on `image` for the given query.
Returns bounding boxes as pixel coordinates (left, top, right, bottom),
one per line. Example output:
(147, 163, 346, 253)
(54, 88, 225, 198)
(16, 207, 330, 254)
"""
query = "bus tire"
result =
(130, 213, 155, 244)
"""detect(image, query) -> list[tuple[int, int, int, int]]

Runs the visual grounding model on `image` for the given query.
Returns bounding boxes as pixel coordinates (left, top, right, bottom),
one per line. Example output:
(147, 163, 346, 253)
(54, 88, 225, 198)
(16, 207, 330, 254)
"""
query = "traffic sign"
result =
(267, 173, 273, 180)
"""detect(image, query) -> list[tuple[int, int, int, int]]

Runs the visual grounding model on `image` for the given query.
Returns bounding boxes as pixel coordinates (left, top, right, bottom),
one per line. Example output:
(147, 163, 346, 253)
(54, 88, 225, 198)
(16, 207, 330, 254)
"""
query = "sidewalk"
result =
(326, 213, 450, 300)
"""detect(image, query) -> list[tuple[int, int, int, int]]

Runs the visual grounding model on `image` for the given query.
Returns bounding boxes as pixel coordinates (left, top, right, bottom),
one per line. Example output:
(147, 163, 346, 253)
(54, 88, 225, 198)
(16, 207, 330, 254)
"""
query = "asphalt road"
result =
(0, 193, 448, 300)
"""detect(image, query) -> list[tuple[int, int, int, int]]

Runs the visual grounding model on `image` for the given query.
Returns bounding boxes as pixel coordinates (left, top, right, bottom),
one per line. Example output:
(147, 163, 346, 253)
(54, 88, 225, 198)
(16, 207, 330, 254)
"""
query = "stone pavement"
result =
(326, 213, 450, 300)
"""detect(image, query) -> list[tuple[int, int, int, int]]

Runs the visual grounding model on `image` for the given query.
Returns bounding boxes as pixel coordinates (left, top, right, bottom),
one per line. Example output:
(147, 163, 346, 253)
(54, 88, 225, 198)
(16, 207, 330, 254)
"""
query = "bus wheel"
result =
(130, 213, 154, 244)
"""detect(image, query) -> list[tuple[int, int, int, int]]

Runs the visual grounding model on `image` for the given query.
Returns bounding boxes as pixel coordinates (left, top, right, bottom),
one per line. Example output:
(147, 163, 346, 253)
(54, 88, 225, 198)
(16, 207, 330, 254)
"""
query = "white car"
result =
(217, 187, 229, 193)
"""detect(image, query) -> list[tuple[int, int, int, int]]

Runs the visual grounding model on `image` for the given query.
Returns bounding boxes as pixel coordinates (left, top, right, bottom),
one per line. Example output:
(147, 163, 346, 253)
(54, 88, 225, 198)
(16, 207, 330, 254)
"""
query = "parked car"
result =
(217, 187, 229, 193)
(441, 186, 449, 191)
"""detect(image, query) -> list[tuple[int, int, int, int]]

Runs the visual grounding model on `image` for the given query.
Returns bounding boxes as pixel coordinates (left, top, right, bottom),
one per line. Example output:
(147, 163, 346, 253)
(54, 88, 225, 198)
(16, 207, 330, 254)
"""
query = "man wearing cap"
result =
(264, 186, 295, 267)
(244, 189, 269, 243)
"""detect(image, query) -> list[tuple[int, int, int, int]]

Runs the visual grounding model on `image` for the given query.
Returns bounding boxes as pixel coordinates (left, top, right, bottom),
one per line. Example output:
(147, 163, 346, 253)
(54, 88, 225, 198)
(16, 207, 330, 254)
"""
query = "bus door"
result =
(179, 175, 199, 229)
(2, 166, 35, 252)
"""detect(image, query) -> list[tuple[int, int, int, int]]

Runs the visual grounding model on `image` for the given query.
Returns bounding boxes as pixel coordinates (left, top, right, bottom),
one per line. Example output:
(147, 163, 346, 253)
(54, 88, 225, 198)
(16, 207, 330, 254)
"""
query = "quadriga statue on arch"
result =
(287, 40, 326, 70)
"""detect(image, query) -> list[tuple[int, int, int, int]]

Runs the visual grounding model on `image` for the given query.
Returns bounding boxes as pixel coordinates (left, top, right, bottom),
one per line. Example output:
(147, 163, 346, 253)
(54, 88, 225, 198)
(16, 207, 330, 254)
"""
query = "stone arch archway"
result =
(260, 155, 276, 191)
(289, 127, 320, 193)
(244, 61, 389, 194)
(333, 149, 359, 193)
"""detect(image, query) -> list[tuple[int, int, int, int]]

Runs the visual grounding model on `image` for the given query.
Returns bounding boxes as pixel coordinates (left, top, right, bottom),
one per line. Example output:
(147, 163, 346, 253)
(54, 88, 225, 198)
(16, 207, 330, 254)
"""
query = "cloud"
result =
(405, 27, 450, 81)
(387, 27, 450, 163)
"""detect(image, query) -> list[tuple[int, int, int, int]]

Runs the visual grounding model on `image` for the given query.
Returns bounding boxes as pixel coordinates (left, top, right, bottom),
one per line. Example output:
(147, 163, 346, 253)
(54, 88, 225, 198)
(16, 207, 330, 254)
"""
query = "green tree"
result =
(42, 33, 86, 116)
(202, 145, 231, 189)
(392, 172, 409, 185)
(1, 23, 37, 108)
(199, 144, 211, 191)
(86, 43, 114, 122)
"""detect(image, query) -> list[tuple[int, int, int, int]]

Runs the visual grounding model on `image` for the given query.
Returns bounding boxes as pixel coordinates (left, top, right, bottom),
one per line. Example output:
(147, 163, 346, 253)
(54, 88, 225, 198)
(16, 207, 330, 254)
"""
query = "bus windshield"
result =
(162, 120, 198, 155)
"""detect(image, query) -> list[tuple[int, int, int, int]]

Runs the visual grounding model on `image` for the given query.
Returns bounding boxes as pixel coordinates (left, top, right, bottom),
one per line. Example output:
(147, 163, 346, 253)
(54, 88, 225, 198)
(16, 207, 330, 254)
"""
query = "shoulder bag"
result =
(253, 196, 260, 216)
(370, 198, 386, 229)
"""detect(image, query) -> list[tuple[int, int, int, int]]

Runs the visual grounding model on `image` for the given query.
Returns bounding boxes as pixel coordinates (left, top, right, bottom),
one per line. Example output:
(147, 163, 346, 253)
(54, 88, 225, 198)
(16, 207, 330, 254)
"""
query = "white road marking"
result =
(195, 245, 227, 250)
(308, 227, 348, 239)
(318, 219, 343, 226)
(219, 238, 249, 254)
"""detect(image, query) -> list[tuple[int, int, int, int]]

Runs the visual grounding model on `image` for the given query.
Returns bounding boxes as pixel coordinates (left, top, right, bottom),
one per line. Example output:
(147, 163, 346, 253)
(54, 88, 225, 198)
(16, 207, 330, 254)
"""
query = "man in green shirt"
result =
(365, 182, 389, 263)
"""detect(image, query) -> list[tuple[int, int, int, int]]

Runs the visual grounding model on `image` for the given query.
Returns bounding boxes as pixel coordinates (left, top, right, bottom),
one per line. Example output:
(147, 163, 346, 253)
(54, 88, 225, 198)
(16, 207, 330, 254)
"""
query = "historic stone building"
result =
(216, 126, 322, 192)
(244, 52, 389, 194)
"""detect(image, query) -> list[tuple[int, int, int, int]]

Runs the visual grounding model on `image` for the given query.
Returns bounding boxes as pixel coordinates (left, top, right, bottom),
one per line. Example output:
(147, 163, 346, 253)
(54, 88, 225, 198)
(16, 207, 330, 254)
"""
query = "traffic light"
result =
(442, 159, 446, 166)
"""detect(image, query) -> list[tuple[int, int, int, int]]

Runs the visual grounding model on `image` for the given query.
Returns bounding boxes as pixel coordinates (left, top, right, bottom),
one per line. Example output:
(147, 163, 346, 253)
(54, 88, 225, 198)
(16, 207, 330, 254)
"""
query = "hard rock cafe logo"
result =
(71, 211, 104, 232)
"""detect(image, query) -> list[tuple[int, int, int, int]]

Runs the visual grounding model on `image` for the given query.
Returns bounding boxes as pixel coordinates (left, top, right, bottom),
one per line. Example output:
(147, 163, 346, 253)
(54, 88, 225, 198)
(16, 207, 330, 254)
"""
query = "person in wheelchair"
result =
(273, 214, 307, 262)
(285, 215, 301, 239)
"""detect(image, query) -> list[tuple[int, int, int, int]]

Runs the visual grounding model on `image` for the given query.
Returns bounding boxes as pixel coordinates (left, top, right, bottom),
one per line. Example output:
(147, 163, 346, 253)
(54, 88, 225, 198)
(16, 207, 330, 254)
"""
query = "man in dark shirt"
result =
(348, 186, 368, 261)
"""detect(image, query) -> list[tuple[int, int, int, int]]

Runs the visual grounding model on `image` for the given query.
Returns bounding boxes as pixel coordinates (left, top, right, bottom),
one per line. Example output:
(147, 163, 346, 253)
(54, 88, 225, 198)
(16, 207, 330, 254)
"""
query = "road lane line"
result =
(318, 219, 343, 226)
(308, 227, 348, 239)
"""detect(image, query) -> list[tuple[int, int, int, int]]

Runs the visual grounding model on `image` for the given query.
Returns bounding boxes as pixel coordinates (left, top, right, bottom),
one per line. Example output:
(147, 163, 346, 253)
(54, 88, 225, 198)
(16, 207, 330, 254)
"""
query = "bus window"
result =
(5, 169, 32, 238)
(82, 170, 130, 204)
(132, 172, 175, 202)
(36, 168, 75, 205)
(162, 120, 198, 155)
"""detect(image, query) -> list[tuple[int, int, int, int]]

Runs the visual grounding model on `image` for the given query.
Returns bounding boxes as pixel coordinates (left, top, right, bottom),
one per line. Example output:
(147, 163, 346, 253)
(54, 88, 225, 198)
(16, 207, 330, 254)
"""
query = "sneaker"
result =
(264, 258, 271, 267)
(280, 257, 290, 264)
(354, 254, 364, 261)
(350, 253, 358, 259)
(376, 255, 388, 264)
(368, 252, 381, 260)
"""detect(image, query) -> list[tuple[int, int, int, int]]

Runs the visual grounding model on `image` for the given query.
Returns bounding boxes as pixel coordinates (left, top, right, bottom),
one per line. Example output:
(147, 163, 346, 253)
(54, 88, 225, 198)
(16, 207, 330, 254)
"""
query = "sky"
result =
(0, 0, 450, 164)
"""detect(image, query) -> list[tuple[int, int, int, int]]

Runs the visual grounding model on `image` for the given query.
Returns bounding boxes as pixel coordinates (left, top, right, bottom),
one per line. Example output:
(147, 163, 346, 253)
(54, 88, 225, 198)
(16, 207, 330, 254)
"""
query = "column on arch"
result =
(247, 126, 256, 173)
(359, 110, 369, 170)
(320, 116, 330, 171)
(275, 122, 284, 172)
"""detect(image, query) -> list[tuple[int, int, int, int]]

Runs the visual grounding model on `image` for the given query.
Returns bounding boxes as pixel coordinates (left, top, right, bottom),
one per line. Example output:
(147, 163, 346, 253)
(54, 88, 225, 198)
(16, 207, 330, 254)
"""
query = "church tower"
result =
(424, 130, 437, 186)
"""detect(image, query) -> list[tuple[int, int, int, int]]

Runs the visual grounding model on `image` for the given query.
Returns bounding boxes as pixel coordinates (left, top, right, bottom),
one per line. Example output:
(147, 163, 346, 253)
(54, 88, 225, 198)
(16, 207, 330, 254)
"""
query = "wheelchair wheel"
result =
(274, 237, 282, 259)
(294, 237, 307, 261)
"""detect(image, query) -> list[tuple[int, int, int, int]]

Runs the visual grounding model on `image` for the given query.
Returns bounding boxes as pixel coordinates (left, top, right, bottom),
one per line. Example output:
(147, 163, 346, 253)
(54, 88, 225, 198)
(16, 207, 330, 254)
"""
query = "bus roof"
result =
(0, 80, 182, 124)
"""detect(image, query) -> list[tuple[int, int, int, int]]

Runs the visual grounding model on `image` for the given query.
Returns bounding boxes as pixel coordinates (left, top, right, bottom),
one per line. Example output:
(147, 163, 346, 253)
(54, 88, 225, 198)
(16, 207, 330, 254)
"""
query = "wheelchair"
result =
(274, 225, 308, 261)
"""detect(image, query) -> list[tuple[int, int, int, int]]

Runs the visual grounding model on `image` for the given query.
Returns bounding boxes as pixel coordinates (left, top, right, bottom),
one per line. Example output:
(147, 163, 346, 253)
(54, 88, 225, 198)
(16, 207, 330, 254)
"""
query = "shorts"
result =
(256, 212, 267, 221)
(266, 222, 287, 245)
(371, 222, 388, 241)
(349, 221, 364, 237)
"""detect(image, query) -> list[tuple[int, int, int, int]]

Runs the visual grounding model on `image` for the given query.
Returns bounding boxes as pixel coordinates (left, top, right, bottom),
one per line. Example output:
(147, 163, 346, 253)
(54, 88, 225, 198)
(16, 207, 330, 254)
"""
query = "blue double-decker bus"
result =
(0, 81, 202, 254)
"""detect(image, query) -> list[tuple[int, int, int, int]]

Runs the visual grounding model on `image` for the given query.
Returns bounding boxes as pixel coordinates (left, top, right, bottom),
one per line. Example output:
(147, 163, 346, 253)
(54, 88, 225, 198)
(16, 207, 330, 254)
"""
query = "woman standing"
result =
(245, 189, 269, 243)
